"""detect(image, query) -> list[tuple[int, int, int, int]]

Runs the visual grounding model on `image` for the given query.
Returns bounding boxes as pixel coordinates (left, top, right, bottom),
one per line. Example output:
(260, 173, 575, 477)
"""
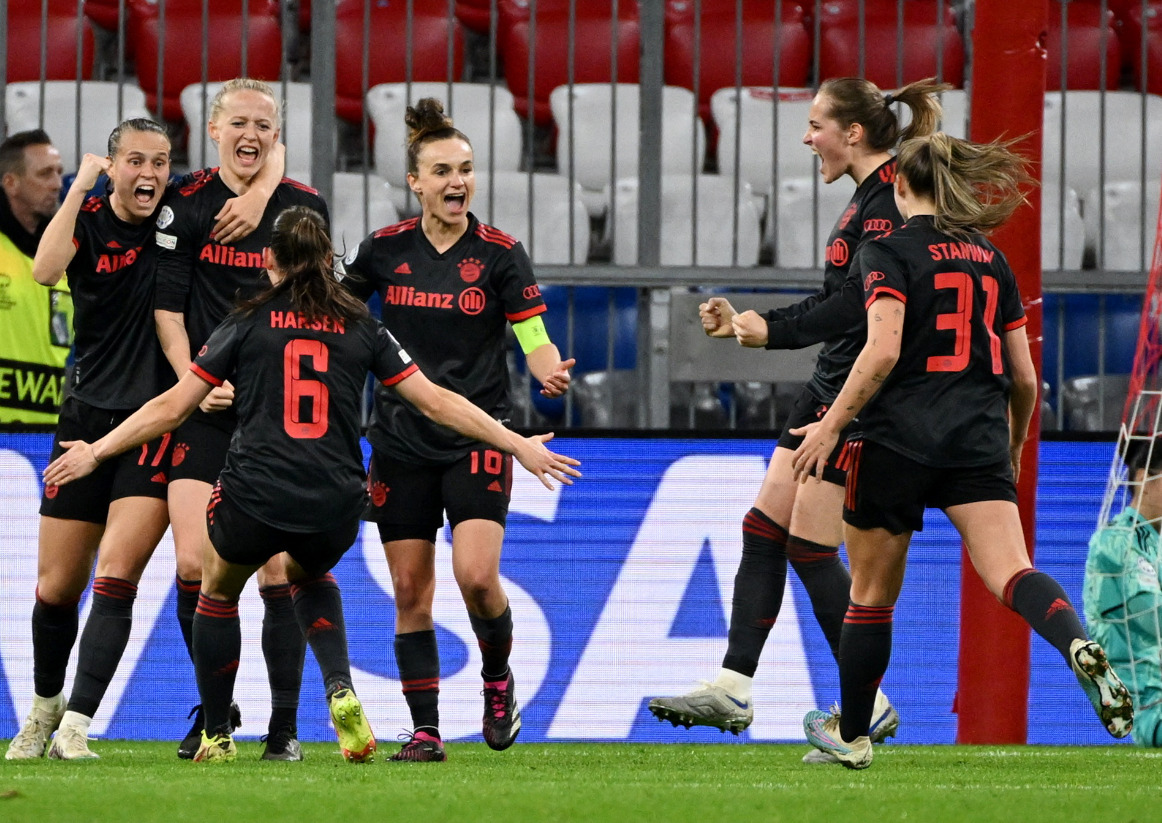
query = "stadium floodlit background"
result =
(0, 0, 1156, 746)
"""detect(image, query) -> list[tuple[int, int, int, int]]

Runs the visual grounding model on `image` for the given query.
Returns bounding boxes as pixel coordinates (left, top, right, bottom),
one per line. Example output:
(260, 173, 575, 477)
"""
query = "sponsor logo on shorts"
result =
(487, 480, 503, 493)
(172, 443, 190, 467)
(151, 472, 168, 484)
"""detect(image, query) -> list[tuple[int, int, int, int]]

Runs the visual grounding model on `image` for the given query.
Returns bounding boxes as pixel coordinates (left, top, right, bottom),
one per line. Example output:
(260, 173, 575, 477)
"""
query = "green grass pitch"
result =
(2, 741, 1160, 822)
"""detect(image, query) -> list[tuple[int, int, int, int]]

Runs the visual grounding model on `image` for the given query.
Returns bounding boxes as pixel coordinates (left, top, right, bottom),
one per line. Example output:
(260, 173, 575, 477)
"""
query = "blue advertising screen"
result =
(0, 435, 1121, 746)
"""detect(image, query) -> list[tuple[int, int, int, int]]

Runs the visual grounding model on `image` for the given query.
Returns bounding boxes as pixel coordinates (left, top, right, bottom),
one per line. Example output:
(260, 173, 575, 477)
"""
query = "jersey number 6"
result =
(284, 338, 330, 439)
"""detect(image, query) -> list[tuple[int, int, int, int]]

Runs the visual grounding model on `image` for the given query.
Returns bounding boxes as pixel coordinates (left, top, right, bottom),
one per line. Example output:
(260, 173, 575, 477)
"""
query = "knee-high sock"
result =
(722, 508, 788, 678)
(787, 534, 851, 660)
(260, 583, 304, 734)
(192, 593, 241, 735)
(838, 603, 894, 743)
(68, 577, 137, 718)
(1004, 568, 1086, 661)
(32, 589, 80, 698)
(290, 574, 351, 698)
(469, 605, 514, 679)
(175, 576, 200, 660)
(395, 630, 440, 733)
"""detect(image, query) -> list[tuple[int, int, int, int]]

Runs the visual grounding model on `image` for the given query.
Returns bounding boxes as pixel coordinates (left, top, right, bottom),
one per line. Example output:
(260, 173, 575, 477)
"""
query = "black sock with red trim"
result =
(395, 630, 440, 734)
(469, 605, 514, 679)
(192, 592, 241, 735)
(838, 602, 894, 742)
(290, 574, 351, 698)
(175, 575, 201, 658)
(722, 507, 788, 677)
(260, 583, 304, 736)
(69, 577, 137, 717)
(32, 590, 80, 698)
(787, 534, 850, 660)
(1003, 568, 1085, 661)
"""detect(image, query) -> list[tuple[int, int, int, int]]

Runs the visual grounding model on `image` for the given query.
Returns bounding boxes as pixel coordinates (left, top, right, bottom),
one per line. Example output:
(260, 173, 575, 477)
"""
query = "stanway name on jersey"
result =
(383, 284, 456, 310)
(269, 311, 347, 333)
(199, 244, 265, 268)
(928, 241, 996, 263)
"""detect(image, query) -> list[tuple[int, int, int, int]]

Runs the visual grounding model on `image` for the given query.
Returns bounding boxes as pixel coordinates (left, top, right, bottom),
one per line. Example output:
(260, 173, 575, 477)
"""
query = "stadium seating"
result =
(551, 83, 705, 217)
(1041, 184, 1086, 271)
(131, 0, 283, 121)
(1041, 91, 1162, 204)
(1121, 2, 1162, 95)
(771, 175, 856, 269)
(816, 0, 965, 89)
(472, 171, 590, 264)
(893, 88, 969, 139)
(182, 81, 315, 179)
(6, 0, 95, 82)
(4, 81, 150, 173)
(1085, 181, 1162, 271)
(1045, 0, 1121, 90)
(329, 171, 400, 252)
(711, 86, 817, 201)
(84, 0, 126, 31)
(457, 0, 496, 34)
(499, 0, 640, 125)
(1061, 374, 1132, 431)
(365, 82, 523, 214)
(334, 0, 464, 125)
(609, 174, 762, 267)
(663, 0, 811, 123)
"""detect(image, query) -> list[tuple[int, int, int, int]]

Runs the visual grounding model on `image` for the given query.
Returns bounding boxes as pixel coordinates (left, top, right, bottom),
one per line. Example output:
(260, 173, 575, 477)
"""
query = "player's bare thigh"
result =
(383, 538, 437, 632)
(756, 446, 846, 546)
(168, 478, 213, 580)
(36, 516, 104, 603)
(450, 519, 506, 617)
(92, 496, 170, 583)
(944, 499, 1031, 599)
(845, 524, 911, 606)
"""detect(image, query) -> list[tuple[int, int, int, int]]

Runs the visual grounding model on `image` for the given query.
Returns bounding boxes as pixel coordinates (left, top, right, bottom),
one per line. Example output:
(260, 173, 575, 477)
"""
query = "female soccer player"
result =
(795, 132, 1134, 769)
(153, 78, 323, 760)
(42, 206, 580, 764)
(649, 79, 947, 760)
(341, 98, 574, 762)
(5, 118, 271, 761)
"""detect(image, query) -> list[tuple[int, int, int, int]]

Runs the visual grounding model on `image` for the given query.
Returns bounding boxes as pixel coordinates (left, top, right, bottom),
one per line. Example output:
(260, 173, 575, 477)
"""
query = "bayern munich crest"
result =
(458, 257, 484, 283)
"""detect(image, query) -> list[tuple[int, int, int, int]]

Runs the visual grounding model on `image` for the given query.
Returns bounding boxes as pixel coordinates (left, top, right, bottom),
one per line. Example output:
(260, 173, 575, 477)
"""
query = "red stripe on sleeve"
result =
(1003, 316, 1028, 331)
(865, 287, 908, 308)
(506, 304, 547, 323)
(381, 362, 420, 387)
(189, 363, 224, 387)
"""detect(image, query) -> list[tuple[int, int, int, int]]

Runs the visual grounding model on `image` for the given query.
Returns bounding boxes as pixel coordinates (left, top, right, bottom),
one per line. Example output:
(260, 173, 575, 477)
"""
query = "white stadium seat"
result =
(610, 174, 761, 266)
(472, 171, 589, 265)
(551, 83, 705, 217)
(329, 172, 400, 252)
(5, 81, 150, 172)
(771, 175, 856, 268)
(711, 86, 816, 199)
(1085, 181, 1162, 271)
(1041, 184, 1085, 271)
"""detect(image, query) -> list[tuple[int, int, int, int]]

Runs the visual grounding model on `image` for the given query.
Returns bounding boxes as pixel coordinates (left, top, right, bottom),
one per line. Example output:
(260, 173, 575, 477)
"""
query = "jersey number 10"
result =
(284, 339, 330, 439)
(927, 272, 1003, 375)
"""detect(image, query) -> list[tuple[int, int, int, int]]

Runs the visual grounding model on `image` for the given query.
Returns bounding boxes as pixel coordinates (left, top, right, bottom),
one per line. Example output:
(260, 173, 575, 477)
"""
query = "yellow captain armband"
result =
(512, 314, 551, 354)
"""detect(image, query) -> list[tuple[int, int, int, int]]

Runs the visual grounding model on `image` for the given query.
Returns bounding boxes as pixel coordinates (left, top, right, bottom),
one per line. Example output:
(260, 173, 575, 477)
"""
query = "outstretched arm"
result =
(33, 153, 111, 285)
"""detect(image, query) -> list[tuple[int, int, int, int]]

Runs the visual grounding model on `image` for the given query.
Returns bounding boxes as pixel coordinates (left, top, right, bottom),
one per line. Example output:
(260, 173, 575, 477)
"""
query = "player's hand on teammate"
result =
(73, 154, 113, 193)
(699, 297, 738, 338)
(730, 310, 769, 348)
(43, 440, 101, 487)
(789, 421, 838, 483)
(513, 432, 582, 490)
(199, 380, 235, 413)
(539, 358, 575, 398)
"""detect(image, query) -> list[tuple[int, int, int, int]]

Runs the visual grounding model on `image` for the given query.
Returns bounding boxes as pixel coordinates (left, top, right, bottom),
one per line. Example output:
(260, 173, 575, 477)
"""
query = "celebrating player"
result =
(649, 78, 948, 762)
(340, 97, 574, 762)
(153, 78, 321, 760)
(4, 118, 272, 761)
(795, 132, 1133, 769)
(42, 205, 580, 763)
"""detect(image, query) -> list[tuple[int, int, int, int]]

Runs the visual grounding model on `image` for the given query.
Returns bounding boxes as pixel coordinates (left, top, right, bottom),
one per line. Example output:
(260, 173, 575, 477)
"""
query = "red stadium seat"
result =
(817, 0, 964, 89)
(664, 0, 810, 123)
(457, 0, 496, 34)
(1121, 2, 1162, 94)
(6, 0, 95, 82)
(499, 0, 640, 124)
(1045, 1, 1120, 90)
(131, 0, 284, 121)
(84, 0, 126, 31)
(334, 0, 464, 125)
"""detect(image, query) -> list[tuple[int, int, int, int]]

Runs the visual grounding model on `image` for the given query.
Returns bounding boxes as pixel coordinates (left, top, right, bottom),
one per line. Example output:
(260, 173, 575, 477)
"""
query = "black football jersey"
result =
(65, 193, 172, 410)
(855, 215, 1027, 467)
(192, 291, 417, 531)
(154, 169, 330, 356)
(341, 213, 547, 464)
(763, 159, 901, 403)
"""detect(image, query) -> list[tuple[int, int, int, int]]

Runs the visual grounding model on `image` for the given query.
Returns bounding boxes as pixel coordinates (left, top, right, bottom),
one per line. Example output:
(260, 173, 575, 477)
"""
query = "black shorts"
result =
(168, 413, 231, 484)
(842, 438, 1018, 535)
(40, 397, 172, 524)
(206, 486, 359, 578)
(365, 446, 514, 543)
(776, 386, 858, 487)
